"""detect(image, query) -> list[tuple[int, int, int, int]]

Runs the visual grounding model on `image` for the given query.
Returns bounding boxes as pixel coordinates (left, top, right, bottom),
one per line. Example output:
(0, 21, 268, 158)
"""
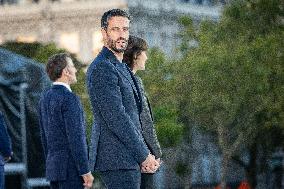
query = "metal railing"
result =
(4, 83, 49, 189)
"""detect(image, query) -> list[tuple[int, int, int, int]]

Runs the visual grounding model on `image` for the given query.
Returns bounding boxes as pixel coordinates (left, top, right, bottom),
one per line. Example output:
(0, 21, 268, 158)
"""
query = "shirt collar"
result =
(53, 82, 72, 92)
(102, 46, 122, 64)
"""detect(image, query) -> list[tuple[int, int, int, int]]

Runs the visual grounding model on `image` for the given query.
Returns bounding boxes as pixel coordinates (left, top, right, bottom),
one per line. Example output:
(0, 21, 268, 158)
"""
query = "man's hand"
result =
(4, 156, 11, 163)
(82, 172, 94, 188)
(141, 154, 160, 173)
(4, 152, 13, 163)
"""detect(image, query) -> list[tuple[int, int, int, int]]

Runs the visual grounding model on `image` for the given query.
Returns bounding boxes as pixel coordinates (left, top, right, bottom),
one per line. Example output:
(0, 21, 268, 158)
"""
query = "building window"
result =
(16, 35, 36, 43)
(59, 32, 79, 53)
(0, 0, 18, 5)
(180, 0, 217, 6)
(92, 30, 103, 57)
(30, 0, 60, 3)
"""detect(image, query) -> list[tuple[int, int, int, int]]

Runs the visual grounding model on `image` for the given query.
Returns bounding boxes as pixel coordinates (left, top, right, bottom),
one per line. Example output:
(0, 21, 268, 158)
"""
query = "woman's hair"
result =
(123, 35, 148, 70)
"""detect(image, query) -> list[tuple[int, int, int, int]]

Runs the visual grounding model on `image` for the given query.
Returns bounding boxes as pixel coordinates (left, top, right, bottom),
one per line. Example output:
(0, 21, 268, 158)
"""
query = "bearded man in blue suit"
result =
(0, 112, 12, 189)
(87, 9, 160, 189)
(38, 53, 94, 189)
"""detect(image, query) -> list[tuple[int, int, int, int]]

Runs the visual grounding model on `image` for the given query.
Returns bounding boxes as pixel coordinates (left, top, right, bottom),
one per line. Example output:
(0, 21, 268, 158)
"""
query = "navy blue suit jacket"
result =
(38, 85, 89, 181)
(87, 47, 149, 171)
(0, 112, 12, 166)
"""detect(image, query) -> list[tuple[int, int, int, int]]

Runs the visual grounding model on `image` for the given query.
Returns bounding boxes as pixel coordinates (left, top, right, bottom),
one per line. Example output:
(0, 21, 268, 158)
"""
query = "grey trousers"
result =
(141, 173, 154, 189)
(50, 177, 84, 189)
(100, 169, 141, 189)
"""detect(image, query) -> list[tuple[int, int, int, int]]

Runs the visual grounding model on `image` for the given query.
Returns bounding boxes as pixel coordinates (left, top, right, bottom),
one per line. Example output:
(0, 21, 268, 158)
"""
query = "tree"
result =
(138, 47, 190, 187)
(175, 0, 284, 188)
(138, 47, 184, 148)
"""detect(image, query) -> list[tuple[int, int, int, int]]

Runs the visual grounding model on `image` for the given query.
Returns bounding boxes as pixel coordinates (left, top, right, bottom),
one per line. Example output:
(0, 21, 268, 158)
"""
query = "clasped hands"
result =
(141, 154, 161, 174)
(81, 153, 161, 188)
(82, 172, 94, 189)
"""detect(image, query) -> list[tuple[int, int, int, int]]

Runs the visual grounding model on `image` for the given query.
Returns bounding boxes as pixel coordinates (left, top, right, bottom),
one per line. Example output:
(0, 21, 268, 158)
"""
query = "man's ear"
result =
(63, 68, 69, 76)
(101, 28, 107, 39)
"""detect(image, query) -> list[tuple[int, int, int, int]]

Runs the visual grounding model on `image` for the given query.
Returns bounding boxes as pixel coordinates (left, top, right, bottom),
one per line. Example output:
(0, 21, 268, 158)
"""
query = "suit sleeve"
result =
(89, 63, 149, 164)
(0, 113, 12, 157)
(144, 96, 162, 158)
(136, 77, 162, 158)
(62, 94, 89, 175)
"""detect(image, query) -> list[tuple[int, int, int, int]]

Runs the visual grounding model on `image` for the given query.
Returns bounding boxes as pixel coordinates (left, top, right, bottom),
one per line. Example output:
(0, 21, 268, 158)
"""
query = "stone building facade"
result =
(0, 0, 222, 63)
(0, 0, 127, 63)
(128, 0, 221, 57)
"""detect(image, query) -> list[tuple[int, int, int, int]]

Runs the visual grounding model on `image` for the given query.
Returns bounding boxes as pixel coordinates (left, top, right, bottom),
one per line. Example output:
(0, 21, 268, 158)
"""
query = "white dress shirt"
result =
(53, 81, 72, 92)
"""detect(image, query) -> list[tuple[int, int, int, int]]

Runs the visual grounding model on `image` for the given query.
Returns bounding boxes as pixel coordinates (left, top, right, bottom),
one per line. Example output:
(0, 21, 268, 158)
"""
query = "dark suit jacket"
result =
(135, 76, 162, 159)
(0, 112, 12, 166)
(87, 47, 149, 171)
(38, 85, 89, 181)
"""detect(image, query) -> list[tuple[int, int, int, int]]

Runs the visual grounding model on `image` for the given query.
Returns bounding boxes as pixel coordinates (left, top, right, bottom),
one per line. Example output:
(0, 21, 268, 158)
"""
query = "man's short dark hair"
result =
(46, 53, 71, 81)
(101, 9, 131, 30)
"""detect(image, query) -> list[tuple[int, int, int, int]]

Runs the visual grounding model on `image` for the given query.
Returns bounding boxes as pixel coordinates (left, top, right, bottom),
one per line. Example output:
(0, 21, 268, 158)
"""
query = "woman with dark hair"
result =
(123, 36, 162, 189)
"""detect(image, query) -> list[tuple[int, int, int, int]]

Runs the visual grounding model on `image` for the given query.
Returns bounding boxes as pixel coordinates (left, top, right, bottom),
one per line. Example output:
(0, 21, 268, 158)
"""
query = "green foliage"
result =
(72, 69, 93, 140)
(178, 16, 196, 56)
(1, 42, 93, 141)
(1, 42, 65, 63)
(1, 42, 82, 68)
(222, 0, 283, 38)
(156, 119, 183, 148)
(173, 1, 284, 187)
(191, 0, 282, 143)
(174, 0, 284, 182)
(138, 48, 184, 147)
(154, 106, 184, 148)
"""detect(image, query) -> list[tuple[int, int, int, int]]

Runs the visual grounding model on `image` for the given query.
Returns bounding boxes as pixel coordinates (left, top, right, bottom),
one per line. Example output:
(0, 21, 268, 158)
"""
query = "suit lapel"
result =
(146, 96, 154, 122)
(115, 63, 140, 100)
(102, 46, 142, 108)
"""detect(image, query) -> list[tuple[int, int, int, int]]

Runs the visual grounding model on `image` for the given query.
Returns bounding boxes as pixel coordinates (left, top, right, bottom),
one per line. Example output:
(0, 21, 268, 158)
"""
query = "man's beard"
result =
(107, 37, 128, 53)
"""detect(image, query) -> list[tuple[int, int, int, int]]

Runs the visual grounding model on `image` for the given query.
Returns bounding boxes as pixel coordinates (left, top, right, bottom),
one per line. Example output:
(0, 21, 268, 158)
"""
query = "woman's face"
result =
(134, 51, 148, 71)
